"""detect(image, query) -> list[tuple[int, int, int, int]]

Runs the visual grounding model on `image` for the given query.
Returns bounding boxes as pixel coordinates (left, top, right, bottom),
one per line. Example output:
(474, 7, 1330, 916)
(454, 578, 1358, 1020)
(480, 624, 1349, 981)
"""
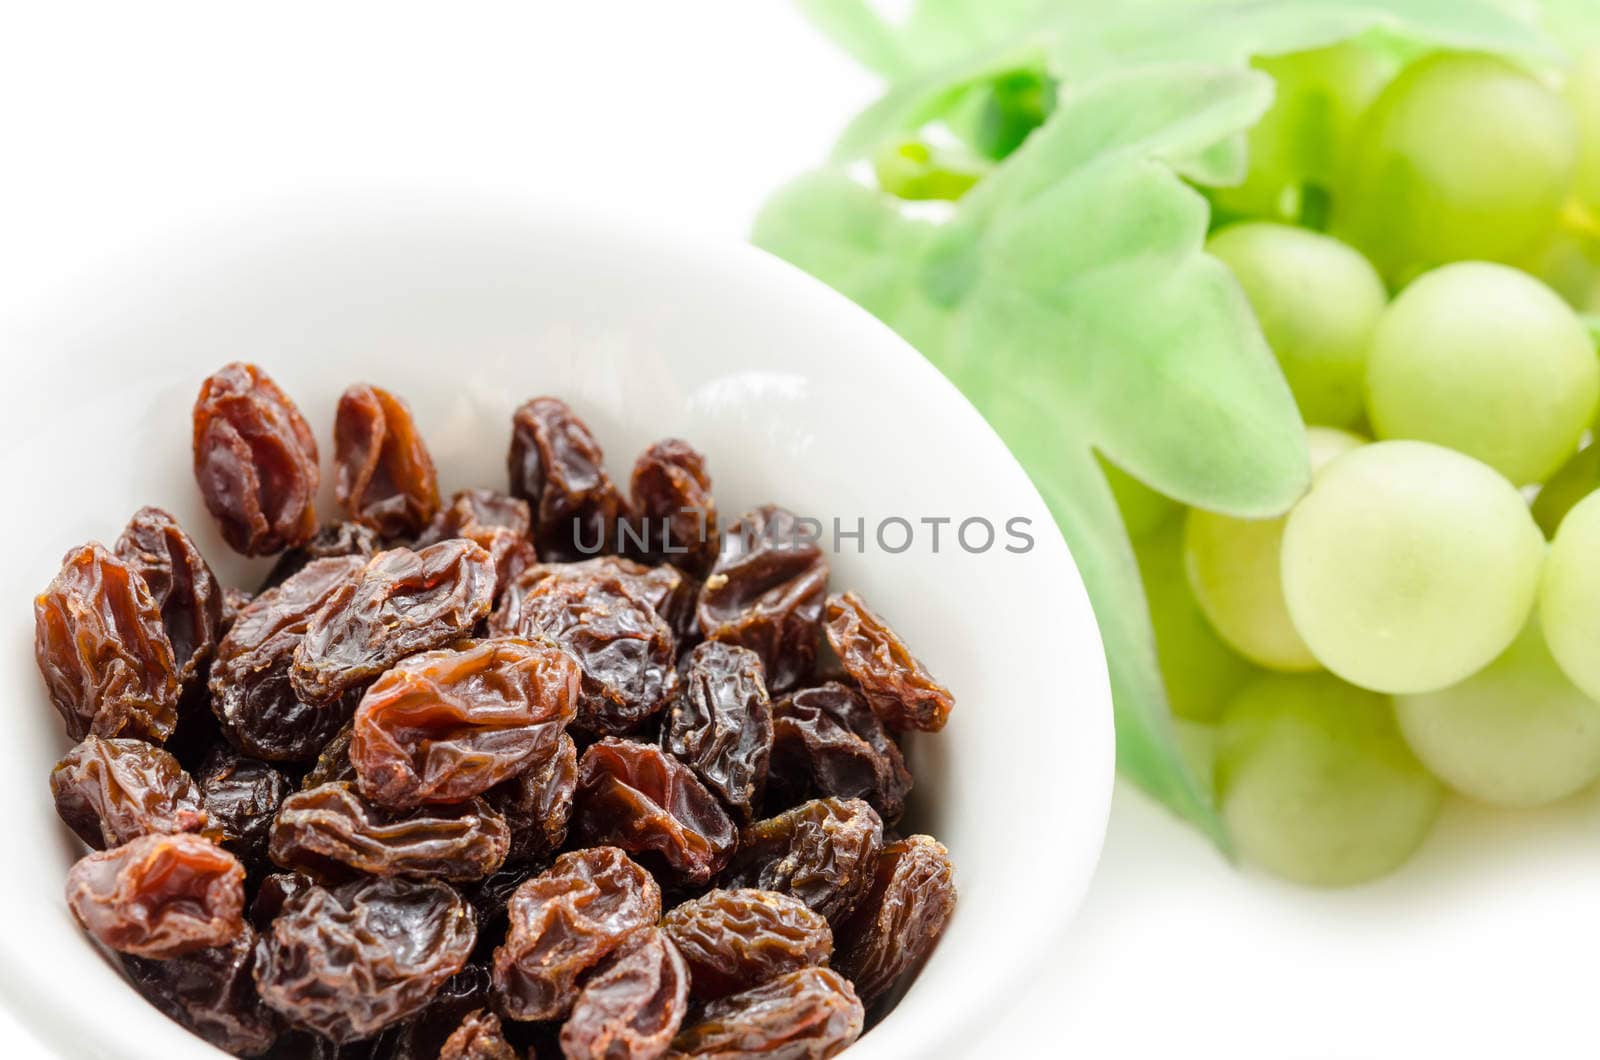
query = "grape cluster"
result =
(1133, 45, 1600, 886)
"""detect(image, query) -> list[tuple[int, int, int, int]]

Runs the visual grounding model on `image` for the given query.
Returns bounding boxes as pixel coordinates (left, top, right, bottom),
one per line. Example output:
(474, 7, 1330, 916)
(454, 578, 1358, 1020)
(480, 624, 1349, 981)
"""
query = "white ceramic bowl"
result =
(0, 195, 1112, 1058)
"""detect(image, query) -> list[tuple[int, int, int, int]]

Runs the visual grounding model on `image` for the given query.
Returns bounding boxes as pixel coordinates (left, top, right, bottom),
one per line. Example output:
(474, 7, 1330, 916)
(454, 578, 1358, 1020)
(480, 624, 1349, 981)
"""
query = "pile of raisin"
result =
(35, 363, 959, 1059)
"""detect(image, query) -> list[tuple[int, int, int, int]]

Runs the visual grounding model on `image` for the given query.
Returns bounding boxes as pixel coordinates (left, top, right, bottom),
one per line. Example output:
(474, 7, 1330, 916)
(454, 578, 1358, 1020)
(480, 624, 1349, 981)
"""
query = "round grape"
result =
(1540, 490, 1600, 702)
(1217, 672, 1441, 887)
(1569, 49, 1600, 217)
(1281, 441, 1544, 694)
(1365, 262, 1597, 485)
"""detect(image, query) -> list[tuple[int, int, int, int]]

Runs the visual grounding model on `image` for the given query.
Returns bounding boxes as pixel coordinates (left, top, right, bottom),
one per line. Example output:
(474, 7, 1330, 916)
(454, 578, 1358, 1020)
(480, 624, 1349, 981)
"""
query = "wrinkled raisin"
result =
(508, 396, 628, 561)
(662, 889, 832, 1001)
(667, 967, 863, 1059)
(253, 876, 475, 1043)
(210, 557, 365, 762)
(124, 925, 280, 1056)
(415, 488, 536, 599)
(34, 543, 179, 742)
(291, 540, 496, 706)
(486, 731, 578, 864)
(697, 506, 828, 693)
(491, 846, 661, 1022)
(561, 926, 689, 1060)
(573, 739, 738, 885)
(250, 871, 314, 930)
(441, 1008, 518, 1060)
(269, 782, 509, 882)
(662, 641, 773, 823)
(114, 506, 224, 686)
(334, 383, 441, 538)
(66, 832, 245, 958)
(493, 555, 696, 642)
(362, 963, 497, 1060)
(834, 835, 956, 1004)
(771, 683, 912, 824)
(823, 592, 952, 733)
(723, 798, 882, 926)
(262, 521, 380, 591)
(192, 362, 319, 556)
(197, 748, 291, 873)
(301, 720, 358, 789)
(351, 638, 578, 809)
(627, 438, 719, 577)
(51, 735, 215, 850)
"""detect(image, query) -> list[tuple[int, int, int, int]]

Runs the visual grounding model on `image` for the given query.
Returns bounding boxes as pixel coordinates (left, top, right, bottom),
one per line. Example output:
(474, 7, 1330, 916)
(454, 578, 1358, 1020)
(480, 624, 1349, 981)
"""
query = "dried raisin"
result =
(114, 506, 224, 686)
(486, 731, 578, 864)
(723, 798, 882, 926)
(124, 926, 280, 1056)
(770, 683, 912, 824)
(196, 748, 291, 873)
(834, 835, 956, 1004)
(662, 889, 832, 1001)
(508, 396, 628, 561)
(667, 967, 863, 1059)
(441, 1008, 519, 1060)
(627, 438, 719, 577)
(823, 592, 953, 733)
(51, 735, 215, 850)
(560, 926, 690, 1060)
(662, 641, 773, 823)
(66, 832, 245, 958)
(334, 383, 441, 538)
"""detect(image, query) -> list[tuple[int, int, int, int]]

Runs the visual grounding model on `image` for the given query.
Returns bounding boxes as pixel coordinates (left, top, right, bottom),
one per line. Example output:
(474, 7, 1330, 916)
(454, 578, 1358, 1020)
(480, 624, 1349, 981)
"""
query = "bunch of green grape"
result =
(1130, 44, 1600, 887)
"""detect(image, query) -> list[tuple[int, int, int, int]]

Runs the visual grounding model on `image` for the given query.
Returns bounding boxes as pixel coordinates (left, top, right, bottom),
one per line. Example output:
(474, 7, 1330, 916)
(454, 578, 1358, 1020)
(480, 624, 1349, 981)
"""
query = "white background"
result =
(5, 4, 1599, 1058)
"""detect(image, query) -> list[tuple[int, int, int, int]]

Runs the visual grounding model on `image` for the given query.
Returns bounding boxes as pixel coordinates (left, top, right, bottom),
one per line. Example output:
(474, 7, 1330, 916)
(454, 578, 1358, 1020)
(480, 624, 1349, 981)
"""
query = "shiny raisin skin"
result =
(667, 967, 864, 1060)
(486, 731, 579, 864)
(822, 592, 953, 733)
(573, 739, 738, 886)
(493, 555, 696, 643)
(440, 1008, 519, 1060)
(662, 641, 773, 824)
(834, 835, 956, 1004)
(491, 846, 662, 1022)
(628, 438, 719, 577)
(34, 543, 180, 742)
(511, 573, 678, 735)
(51, 735, 215, 850)
(261, 521, 380, 592)
(253, 876, 475, 1043)
(697, 506, 828, 694)
(351, 638, 579, 810)
(723, 798, 883, 926)
(269, 782, 509, 882)
(192, 362, 320, 556)
(334, 383, 441, 538)
(415, 488, 536, 600)
(507, 396, 628, 561)
(771, 683, 912, 824)
(366, 963, 498, 1060)
(662, 889, 833, 1001)
(196, 748, 291, 873)
(290, 540, 497, 706)
(210, 556, 365, 762)
(250, 871, 315, 930)
(124, 925, 280, 1056)
(301, 720, 358, 789)
(561, 926, 690, 1060)
(114, 506, 224, 686)
(66, 832, 246, 958)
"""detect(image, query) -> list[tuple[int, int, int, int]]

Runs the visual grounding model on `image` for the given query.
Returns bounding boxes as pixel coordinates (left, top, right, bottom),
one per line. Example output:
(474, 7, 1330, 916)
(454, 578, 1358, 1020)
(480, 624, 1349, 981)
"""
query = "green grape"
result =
(1216, 672, 1441, 887)
(1365, 262, 1598, 485)
(1281, 441, 1544, 694)
(1135, 516, 1256, 723)
(1533, 441, 1600, 538)
(1103, 456, 1179, 541)
(1334, 52, 1576, 283)
(1570, 49, 1600, 216)
(1210, 41, 1397, 225)
(1519, 222, 1600, 311)
(1540, 489, 1600, 702)
(1395, 615, 1600, 808)
(872, 138, 987, 201)
(1185, 428, 1364, 671)
(1207, 224, 1387, 427)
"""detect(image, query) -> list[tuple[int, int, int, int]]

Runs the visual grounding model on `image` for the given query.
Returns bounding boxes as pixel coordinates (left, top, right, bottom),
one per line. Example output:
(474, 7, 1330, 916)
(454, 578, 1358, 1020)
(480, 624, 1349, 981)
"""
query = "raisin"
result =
(363, 963, 497, 1060)
(493, 555, 696, 643)
(770, 683, 912, 824)
(210, 556, 365, 762)
(510, 573, 677, 735)
(301, 720, 359, 789)
(662, 641, 773, 823)
(560, 926, 690, 1060)
(290, 540, 497, 706)
(697, 506, 828, 693)
(662, 889, 833, 1001)
(50, 735, 215, 850)
(269, 782, 509, 882)
(351, 638, 579, 810)
(221, 586, 255, 633)
(415, 488, 537, 599)
(250, 871, 314, 929)
(262, 521, 381, 591)
(34, 543, 179, 742)
(573, 739, 738, 886)
(66, 832, 245, 958)
(822, 592, 953, 733)
(114, 506, 224, 686)
(667, 967, 863, 1059)
(124, 925, 280, 1056)
(253, 876, 475, 1043)
(507, 396, 628, 561)
(491, 847, 661, 1022)
(334, 383, 441, 539)
(192, 362, 319, 556)
(196, 748, 291, 873)
(486, 731, 578, 864)
(834, 835, 956, 1004)
(441, 1008, 518, 1060)
(722, 798, 882, 926)
(627, 439, 719, 577)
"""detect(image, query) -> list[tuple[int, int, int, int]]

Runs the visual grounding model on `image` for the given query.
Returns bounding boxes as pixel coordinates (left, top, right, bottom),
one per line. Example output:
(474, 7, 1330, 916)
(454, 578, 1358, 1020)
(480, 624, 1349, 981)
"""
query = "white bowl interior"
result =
(0, 196, 1112, 1058)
